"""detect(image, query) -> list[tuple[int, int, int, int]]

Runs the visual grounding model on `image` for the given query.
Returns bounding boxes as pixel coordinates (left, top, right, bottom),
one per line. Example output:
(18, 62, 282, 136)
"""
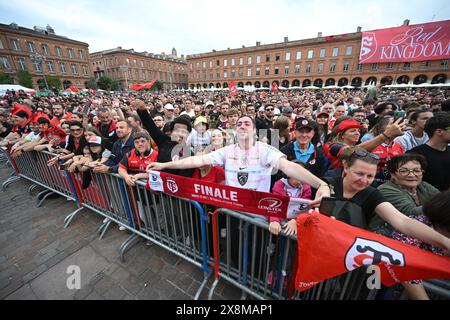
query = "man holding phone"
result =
(394, 109, 433, 152)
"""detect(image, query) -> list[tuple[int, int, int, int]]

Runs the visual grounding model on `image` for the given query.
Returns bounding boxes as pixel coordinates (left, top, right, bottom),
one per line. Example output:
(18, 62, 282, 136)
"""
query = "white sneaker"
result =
(119, 225, 126, 231)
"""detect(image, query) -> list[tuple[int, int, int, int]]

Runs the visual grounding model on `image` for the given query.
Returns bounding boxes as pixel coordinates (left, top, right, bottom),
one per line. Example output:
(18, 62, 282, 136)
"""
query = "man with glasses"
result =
(408, 112, 450, 191)
(153, 116, 165, 130)
(163, 104, 175, 123)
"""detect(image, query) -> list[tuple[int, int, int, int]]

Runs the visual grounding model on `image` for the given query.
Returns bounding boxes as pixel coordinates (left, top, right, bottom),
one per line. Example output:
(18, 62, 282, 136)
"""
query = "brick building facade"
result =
(90, 47, 188, 90)
(186, 25, 449, 90)
(0, 22, 91, 90)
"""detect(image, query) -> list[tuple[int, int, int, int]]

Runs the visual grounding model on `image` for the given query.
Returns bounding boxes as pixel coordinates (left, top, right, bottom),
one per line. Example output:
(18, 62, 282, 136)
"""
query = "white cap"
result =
(258, 106, 265, 112)
(205, 100, 214, 107)
(164, 103, 174, 110)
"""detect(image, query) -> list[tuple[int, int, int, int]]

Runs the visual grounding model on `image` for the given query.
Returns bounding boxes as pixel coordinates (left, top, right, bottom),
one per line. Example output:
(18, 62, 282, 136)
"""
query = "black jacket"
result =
(137, 109, 193, 177)
(104, 136, 134, 173)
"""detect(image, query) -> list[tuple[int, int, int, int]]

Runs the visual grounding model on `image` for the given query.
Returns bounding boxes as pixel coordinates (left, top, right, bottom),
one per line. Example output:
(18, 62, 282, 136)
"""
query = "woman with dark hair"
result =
(322, 116, 405, 178)
(47, 121, 88, 166)
(314, 111, 330, 147)
(322, 147, 450, 253)
(371, 154, 439, 236)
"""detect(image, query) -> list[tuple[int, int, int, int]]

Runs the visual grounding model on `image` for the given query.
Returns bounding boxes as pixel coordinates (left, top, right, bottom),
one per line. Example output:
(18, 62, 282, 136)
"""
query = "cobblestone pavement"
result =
(0, 162, 242, 300)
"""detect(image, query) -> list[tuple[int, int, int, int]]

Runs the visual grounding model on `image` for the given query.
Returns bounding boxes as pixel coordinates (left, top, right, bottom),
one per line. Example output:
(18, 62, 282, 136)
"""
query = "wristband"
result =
(382, 132, 391, 139)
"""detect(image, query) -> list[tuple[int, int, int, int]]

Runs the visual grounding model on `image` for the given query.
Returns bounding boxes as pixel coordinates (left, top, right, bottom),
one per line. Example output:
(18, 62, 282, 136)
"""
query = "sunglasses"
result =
(265, 108, 274, 111)
(351, 149, 380, 161)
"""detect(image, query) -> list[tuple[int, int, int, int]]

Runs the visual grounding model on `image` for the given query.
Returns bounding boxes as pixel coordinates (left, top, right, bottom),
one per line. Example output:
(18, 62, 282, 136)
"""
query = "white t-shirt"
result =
(180, 109, 195, 118)
(206, 141, 285, 192)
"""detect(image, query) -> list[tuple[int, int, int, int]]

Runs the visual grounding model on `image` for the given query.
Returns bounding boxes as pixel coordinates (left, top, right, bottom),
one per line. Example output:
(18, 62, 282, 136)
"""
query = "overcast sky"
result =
(1, 0, 449, 56)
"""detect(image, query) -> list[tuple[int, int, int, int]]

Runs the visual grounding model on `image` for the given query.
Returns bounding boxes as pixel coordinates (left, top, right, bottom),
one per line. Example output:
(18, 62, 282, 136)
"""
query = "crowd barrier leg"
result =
(36, 189, 56, 207)
(28, 184, 40, 195)
(1, 147, 22, 191)
(63, 171, 85, 228)
(97, 219, 112, 240)
(119, 234, 141, 262)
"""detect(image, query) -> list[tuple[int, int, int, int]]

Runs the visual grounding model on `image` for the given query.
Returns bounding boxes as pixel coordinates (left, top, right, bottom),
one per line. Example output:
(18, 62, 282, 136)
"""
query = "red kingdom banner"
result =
(295, 213, 450, 292)
(147, 170, 312, 218)
(359, 20, 450, 64)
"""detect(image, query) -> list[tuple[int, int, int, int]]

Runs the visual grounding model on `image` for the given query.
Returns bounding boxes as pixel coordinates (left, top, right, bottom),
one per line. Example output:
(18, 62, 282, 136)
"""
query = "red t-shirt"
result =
(119, 148, 158, 173)
(50, 112, 73, 127)
(192, 166, 225, 184)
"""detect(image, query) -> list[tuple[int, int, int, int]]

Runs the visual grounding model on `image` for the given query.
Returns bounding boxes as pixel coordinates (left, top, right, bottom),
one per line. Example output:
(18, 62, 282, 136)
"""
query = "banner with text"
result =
(147, 170, 312, 218)
(359, 20, 450, 64)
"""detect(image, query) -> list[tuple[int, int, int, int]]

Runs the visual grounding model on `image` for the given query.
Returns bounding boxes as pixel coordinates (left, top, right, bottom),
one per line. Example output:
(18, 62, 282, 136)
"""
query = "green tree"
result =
(150, 80, 163, 91)
(16, 70, 33, 88)
(0, 72, 14, 84)
(45, 75, 62, 90)
(85, 78, 98, 90)
(97, 76, 111, 90)
(110, 79, 119, 91)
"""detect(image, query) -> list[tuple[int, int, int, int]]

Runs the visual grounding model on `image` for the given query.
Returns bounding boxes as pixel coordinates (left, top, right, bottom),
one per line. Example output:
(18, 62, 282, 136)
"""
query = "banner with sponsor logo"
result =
(295, 213, 450, 292)
(359, 20, 450, 64)
(147, 170, 311, 219)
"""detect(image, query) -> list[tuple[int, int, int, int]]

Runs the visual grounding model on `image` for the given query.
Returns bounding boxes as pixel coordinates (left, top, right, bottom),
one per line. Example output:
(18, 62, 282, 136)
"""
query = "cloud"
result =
(1, 0, 448, 56)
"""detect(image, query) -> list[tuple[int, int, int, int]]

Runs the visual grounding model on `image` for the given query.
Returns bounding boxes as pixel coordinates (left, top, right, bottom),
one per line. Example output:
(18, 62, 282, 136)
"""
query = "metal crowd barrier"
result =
(0, 146, 22, 190)
(1, 148, 449, 300)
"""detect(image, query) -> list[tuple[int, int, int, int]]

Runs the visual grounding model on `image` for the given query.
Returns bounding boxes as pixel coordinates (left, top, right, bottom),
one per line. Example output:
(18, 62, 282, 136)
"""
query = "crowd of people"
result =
(1, 85, 450, 299)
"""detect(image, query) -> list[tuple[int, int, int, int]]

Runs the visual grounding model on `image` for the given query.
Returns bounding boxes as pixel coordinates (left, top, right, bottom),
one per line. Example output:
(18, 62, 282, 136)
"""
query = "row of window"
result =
(94, 57, 186, 72)
(0, 56, 89, 76)
(189, 60, 449, 80)
(103, 67, 187, 81)
(190, 46, 355, 70)
(0, 38, 86, 60)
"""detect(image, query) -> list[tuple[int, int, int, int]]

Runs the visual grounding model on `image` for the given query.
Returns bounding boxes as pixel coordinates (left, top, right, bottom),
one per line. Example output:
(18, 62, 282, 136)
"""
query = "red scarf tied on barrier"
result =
(295, 213, 450, 292)
(147, 170, 312, 219)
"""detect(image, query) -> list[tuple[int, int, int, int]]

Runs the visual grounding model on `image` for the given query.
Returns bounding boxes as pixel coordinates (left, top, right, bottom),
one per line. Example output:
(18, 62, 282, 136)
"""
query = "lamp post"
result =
(30, 51, 49, 91)
(119, 65, 129, 91)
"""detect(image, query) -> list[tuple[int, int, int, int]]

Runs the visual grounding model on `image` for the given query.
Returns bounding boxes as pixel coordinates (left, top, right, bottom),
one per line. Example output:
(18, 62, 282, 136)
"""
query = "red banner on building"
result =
(295, 213, 450, 292)
(359, 20, 450, 64)
(147, 170, 312, 218)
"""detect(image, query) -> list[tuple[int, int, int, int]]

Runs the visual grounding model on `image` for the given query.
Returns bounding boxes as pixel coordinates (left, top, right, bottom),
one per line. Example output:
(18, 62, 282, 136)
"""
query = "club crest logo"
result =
(345, 237, 405, 271)
(237, 171, 248, 186)
(151, 174, 158, 182)
(166, 178, 179, 193)
(359, 32, 377, 63)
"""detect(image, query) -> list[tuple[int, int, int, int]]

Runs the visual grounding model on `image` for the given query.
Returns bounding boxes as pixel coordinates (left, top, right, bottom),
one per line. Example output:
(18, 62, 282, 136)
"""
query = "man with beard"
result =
(49, 104, 72, 127)
(93, 119, 134, 174)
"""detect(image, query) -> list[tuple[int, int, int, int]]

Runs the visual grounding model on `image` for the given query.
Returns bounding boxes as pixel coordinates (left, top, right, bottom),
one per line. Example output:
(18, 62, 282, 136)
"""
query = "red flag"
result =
(131, 83, 144, 91)
(88, 88, 97, 94)
(66, 85, 80, 92)
(270, 82, 279, 93)
(295, 213, 450, 292)
(142, 80, 156, 90)
(229, 81, 238, 95)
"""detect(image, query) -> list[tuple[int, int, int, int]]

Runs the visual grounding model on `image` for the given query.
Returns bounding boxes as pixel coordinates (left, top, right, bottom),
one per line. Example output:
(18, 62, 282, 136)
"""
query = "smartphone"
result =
(394, 111, 405, 120)
(318, 197, 337, 217)
(82, 103, 90, 115)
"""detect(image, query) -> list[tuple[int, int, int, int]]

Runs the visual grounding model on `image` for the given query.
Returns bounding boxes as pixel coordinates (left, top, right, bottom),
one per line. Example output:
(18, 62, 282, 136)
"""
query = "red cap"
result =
(11, 104, 32, 118)
(333, 118, 363, 135)
(30, 112, 50, 123)
(316, 112, 330, 118)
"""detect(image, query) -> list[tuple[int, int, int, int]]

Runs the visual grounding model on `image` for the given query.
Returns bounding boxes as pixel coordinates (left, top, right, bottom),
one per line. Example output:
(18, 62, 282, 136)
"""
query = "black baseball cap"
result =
(295, 117, 317, 130)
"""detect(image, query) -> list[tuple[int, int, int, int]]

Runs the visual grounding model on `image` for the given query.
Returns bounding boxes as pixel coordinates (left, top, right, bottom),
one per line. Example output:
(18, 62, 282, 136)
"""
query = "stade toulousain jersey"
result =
(206, 141, 286, 192)
(119, 148, 158, 173)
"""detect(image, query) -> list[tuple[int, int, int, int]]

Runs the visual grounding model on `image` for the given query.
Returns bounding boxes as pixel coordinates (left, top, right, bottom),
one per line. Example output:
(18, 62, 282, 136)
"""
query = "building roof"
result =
(0, 22, 89, 47)
(90, 47, 187, 64)
(186, 32, 361, 59)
